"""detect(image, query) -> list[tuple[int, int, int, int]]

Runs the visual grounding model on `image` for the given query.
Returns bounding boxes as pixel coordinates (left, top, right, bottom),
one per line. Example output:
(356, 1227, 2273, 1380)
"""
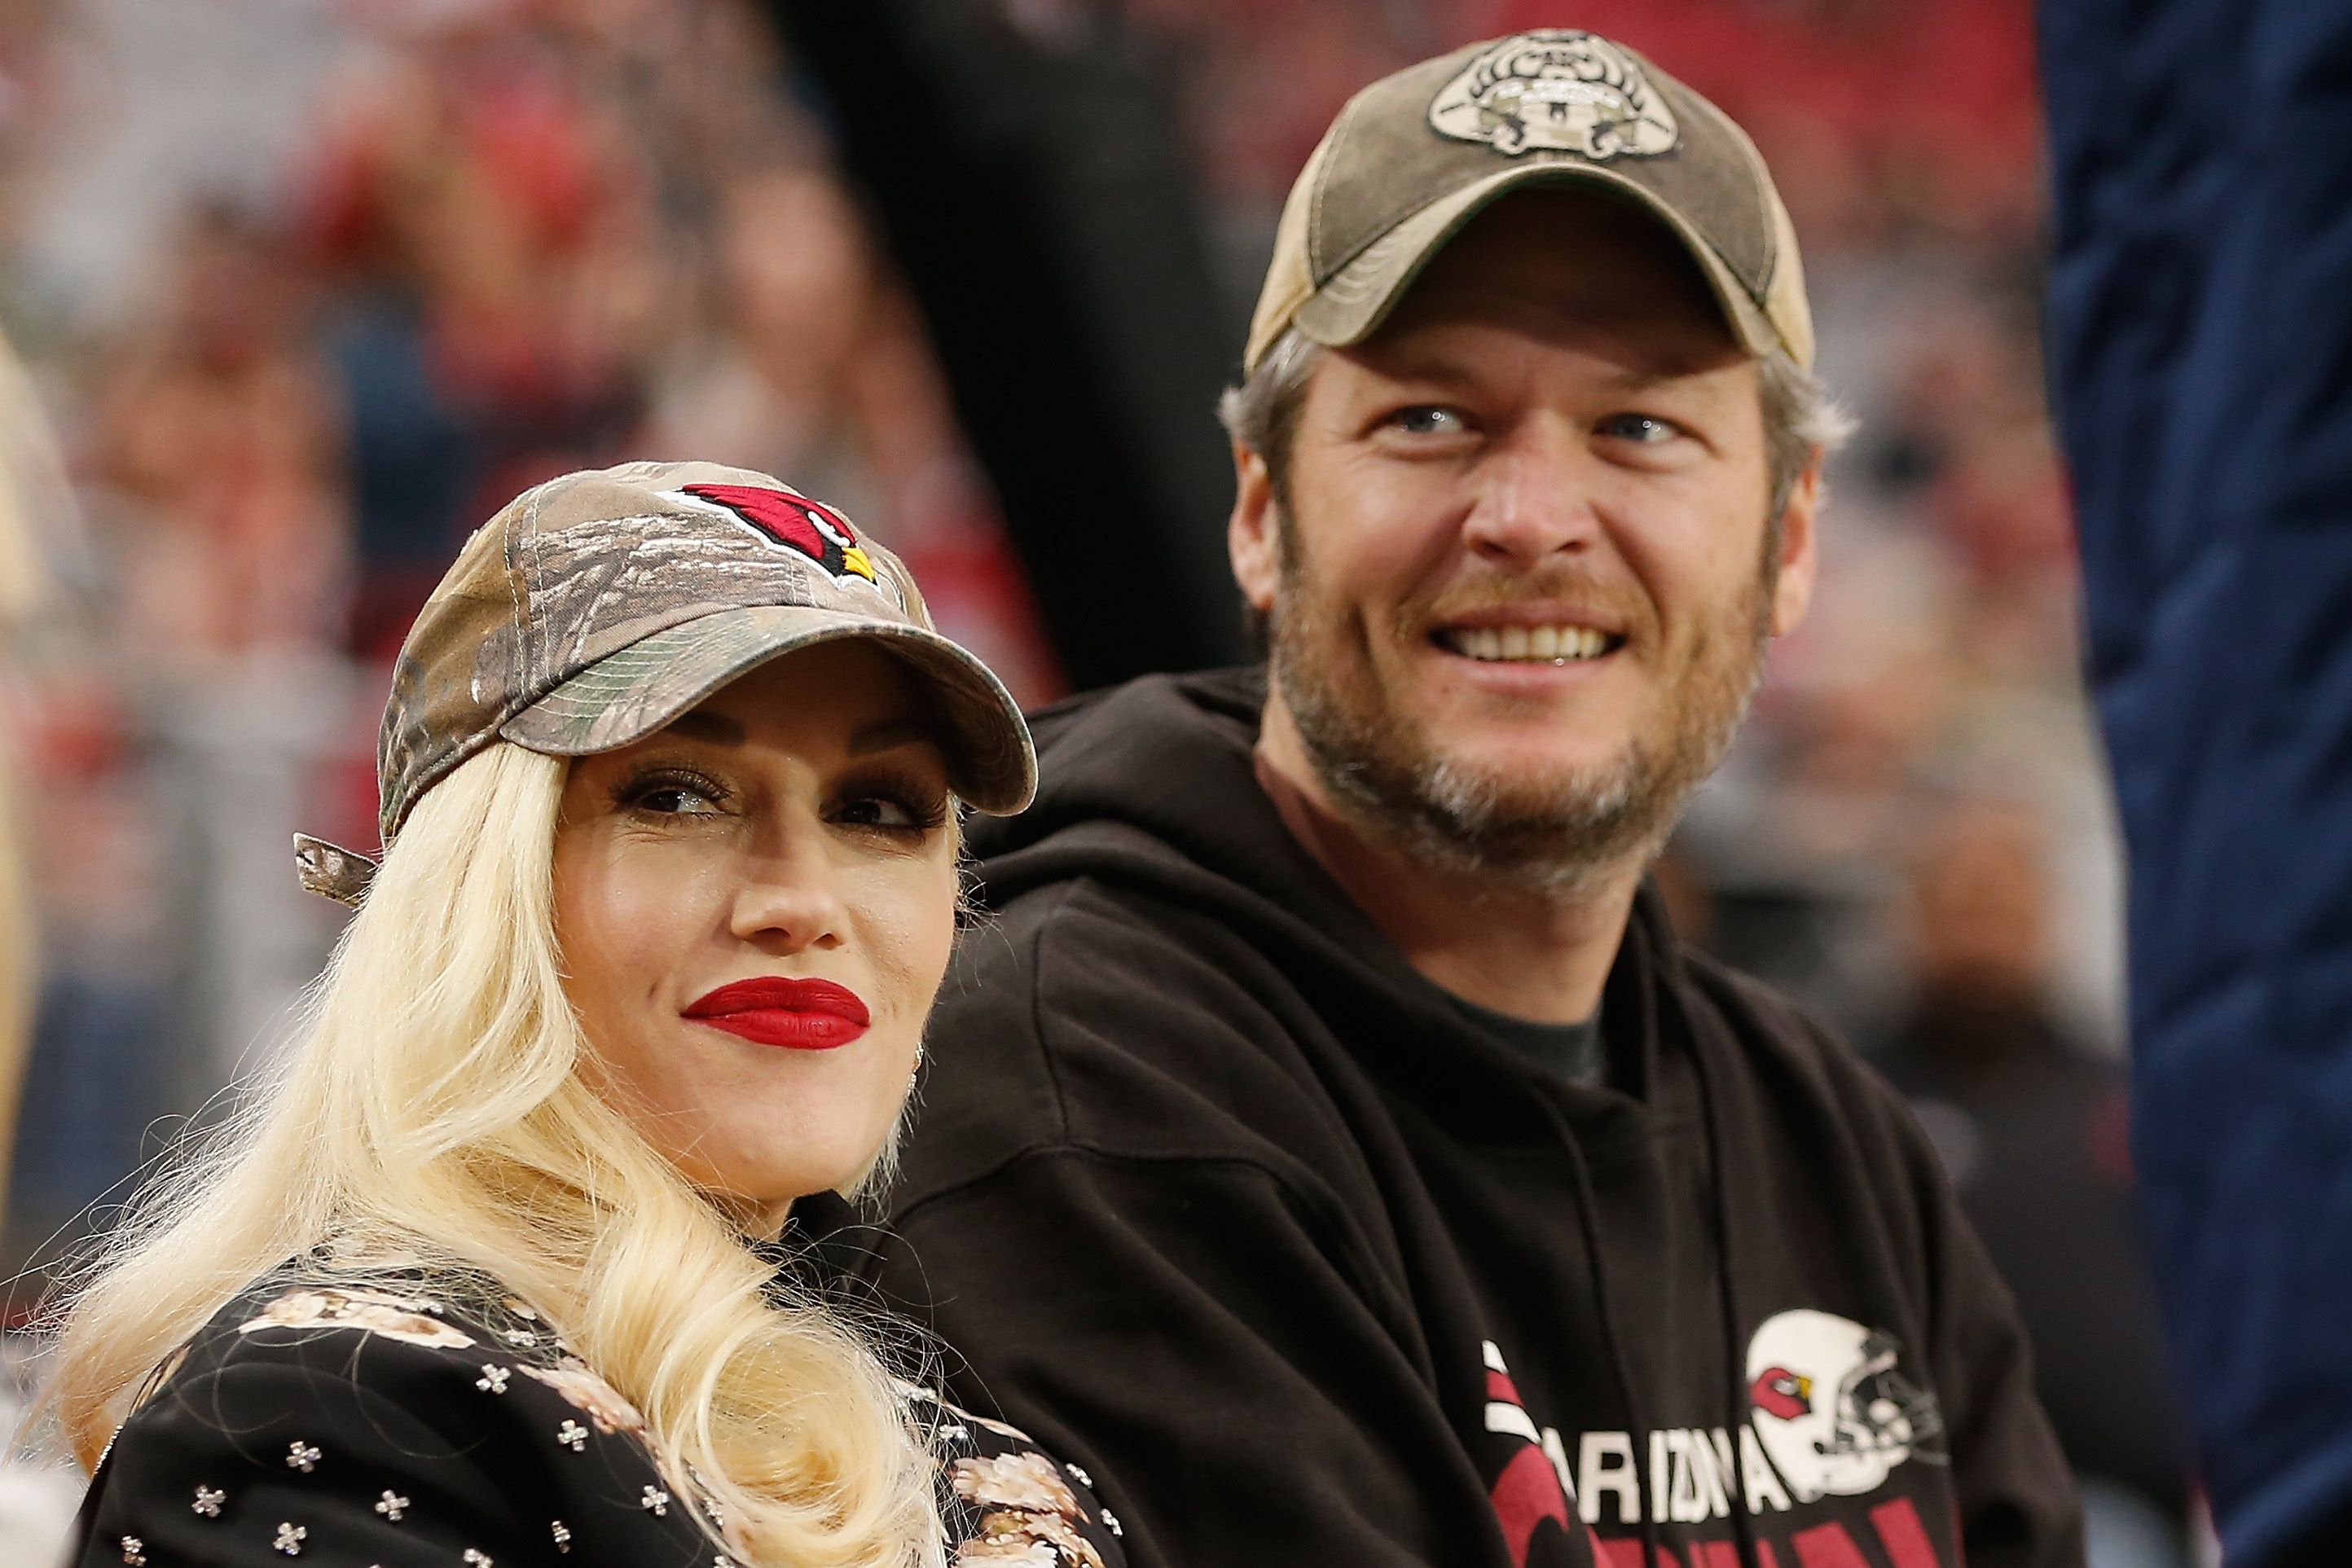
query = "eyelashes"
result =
(833, 764, 952, 836)
(604, 758, 949, 837)
(611, 762, 734, 817)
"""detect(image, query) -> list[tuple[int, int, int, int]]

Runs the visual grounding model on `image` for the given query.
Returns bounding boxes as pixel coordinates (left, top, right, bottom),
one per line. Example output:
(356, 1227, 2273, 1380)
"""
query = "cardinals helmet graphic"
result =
(1743, 1309, 1945, 1503)
(672, 482, 879, 587)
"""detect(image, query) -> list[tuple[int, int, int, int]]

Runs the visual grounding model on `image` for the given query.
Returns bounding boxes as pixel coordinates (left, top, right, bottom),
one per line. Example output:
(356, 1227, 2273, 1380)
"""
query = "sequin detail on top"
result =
(950, 1448, 1110, 1567)
(77, 1254, 1127, 1568)
(237, 1286, 475, 1351)
(521, 1358, 648, 1437)
(118, 1537, 146, 1565)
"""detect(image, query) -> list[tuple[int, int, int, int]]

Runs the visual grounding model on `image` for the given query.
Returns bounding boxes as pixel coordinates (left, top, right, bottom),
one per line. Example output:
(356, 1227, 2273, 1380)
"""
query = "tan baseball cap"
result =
(1243, 29, 1813, 377)
(295, 459, 1036, 907)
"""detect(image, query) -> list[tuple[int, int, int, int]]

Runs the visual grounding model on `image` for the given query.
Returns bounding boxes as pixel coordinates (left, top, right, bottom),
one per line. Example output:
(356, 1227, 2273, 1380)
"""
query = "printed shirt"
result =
(69, 1260, 1126, 1568)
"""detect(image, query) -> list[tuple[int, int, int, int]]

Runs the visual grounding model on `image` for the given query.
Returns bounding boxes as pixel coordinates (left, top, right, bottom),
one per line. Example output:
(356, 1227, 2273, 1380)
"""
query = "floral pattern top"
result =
(68, 1228, 1125, 1567)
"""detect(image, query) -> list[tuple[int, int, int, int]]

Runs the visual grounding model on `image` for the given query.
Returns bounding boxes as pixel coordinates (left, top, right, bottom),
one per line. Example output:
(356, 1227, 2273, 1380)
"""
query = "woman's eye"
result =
(640, 788, 714, 815)
(836, 795, 921, 830)
(1392, 405, 1469, 437)
(623, 773, 728, 815)
(1599, 412, 1681, 444)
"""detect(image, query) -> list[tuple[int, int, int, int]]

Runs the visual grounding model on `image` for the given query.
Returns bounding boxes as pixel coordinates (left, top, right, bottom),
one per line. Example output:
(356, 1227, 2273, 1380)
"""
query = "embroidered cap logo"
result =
(1427, 31, 1680, 160)
(675, 482, 880, 588)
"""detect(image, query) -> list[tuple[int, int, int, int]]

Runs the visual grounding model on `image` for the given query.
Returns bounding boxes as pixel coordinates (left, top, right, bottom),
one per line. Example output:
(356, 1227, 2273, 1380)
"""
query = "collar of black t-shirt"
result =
(1444, 994, 1607, 1088)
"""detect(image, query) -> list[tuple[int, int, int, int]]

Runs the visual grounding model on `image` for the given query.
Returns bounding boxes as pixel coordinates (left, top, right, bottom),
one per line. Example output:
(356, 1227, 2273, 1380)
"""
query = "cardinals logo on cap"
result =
(673, 483, 881, 588)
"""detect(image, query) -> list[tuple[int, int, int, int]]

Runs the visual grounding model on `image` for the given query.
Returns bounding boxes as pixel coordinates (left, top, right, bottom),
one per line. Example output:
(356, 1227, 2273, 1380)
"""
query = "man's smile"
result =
(1436, 624, 1624, 662)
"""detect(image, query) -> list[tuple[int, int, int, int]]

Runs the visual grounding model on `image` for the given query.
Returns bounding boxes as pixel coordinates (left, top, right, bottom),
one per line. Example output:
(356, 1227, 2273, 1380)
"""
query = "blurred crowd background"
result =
(0, 0, 2192, 1562)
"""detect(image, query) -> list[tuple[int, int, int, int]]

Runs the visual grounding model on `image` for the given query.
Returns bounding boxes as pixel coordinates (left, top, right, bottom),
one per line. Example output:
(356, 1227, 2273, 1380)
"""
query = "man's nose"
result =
(1459, 424, 1604, 566)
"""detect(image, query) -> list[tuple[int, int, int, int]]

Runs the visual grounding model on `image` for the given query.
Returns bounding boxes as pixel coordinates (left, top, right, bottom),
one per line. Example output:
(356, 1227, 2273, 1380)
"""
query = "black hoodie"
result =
(868, 668, 2082, 1568)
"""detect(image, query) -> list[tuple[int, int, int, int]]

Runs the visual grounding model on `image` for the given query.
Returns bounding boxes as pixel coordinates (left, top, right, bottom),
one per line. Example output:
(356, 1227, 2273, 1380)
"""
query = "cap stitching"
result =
(501, 614, 1031, 810)
(1646, 81, 1773, 305)
(1308, 92, 1372, 278)
(508, 489, 536, 692)
(1724, 107, 1781, 300)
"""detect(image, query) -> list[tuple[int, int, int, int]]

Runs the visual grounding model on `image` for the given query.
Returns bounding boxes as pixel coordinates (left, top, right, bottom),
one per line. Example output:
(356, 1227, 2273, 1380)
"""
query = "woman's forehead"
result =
(670, 643, 943, 757)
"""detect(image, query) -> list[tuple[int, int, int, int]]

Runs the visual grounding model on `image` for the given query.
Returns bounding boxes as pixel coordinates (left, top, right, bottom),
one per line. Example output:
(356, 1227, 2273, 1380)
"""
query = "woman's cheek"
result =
(837, 866, 945, 1037)
(603, 837, 731, 937)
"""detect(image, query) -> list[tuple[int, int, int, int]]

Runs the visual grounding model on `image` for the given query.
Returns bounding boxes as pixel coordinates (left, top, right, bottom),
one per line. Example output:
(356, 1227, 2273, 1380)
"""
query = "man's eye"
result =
(1599, 413, 1681, 443)
(1392, 405, 1469, 437)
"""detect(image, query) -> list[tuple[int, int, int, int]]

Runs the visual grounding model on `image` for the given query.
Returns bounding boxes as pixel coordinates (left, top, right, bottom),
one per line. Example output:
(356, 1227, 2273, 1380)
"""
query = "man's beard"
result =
(1267, 525, 1778, 896)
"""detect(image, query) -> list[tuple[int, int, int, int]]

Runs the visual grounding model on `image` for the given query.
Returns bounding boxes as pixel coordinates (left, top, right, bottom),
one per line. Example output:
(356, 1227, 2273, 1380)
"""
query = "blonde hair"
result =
(37, 742, 943, 1568)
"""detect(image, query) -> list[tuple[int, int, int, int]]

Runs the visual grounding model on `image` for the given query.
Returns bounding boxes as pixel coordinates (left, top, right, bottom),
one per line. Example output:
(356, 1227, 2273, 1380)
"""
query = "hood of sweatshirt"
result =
(967, 665, 1689, 1140)
(895, 665, 2077, 1568)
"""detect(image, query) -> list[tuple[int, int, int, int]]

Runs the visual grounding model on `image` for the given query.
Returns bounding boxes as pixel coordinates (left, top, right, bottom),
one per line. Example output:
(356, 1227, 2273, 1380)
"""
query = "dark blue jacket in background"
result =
(2042, 2, 2352, 1559)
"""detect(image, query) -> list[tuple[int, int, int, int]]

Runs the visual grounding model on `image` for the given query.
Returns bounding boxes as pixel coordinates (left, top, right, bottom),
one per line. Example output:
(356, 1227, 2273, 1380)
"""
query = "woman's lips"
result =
(681, 976, 871, 1051)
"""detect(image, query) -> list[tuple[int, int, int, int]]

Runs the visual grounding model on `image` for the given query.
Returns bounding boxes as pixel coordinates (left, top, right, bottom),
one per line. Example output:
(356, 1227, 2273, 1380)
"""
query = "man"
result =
(873, 30, 2081, 1568)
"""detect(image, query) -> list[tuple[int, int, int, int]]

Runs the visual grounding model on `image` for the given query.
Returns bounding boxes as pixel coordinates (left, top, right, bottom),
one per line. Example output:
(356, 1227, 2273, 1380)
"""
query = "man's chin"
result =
(1420, 743, 1638, 801)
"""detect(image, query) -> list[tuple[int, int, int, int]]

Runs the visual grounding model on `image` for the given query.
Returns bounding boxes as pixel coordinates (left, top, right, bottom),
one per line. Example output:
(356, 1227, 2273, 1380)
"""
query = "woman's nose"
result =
(727, 837, 849, 953)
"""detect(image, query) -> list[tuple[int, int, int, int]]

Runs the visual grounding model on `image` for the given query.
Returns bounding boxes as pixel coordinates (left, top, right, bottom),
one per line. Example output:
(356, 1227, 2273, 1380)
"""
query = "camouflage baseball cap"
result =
(1243, 29, 1813, 376)
(295, 459, 1036, 907)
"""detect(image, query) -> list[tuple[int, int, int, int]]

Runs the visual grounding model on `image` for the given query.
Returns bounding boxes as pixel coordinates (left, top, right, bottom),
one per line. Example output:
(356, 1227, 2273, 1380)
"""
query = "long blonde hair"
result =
(39, 741, 943, 1568)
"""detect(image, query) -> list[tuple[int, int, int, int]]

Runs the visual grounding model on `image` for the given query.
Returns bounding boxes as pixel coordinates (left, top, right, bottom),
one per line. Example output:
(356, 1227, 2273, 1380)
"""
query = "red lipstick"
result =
(681, 977, 871, 1050)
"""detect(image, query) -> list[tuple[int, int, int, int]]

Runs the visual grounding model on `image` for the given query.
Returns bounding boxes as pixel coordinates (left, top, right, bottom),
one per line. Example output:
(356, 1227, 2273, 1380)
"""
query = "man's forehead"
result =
(1343, 330, 1747, 393)
(1355, 272, 1749, 390)
(1386, 189, 1734, 347)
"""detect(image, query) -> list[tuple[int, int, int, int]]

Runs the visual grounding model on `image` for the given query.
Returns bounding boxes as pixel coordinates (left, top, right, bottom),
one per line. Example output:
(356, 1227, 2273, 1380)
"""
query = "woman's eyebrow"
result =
(847, 717, 938, 756)
(666, 710, 747, 746)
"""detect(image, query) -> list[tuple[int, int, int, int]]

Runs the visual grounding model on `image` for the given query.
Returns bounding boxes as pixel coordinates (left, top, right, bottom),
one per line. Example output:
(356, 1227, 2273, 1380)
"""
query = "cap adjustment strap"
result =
(293, 834, 377, 909)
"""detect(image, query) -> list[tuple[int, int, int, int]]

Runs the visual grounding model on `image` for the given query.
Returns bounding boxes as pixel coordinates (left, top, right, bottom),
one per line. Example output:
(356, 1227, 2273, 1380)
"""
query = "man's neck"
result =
(1254, 696, 1641, 1026)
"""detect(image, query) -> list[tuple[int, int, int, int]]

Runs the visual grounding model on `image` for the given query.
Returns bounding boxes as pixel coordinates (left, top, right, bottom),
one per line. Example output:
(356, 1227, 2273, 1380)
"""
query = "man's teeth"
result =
(1444, 626, 1611, 662)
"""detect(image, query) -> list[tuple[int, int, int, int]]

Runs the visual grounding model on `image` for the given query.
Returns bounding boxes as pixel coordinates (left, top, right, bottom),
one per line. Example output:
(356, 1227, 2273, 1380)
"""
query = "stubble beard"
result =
(1266, 521, 1779, 898)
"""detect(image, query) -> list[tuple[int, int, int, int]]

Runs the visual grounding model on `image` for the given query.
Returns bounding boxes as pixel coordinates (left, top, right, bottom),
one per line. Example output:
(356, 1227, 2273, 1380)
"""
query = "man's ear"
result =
(1229, 440, 1281, 616)
(1769, 454, 1822, 637)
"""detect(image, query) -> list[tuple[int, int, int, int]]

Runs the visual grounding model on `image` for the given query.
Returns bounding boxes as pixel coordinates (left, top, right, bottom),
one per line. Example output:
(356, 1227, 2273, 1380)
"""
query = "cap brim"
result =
(1290, 160, 1783, 365)
(499, 606, 1038, 815)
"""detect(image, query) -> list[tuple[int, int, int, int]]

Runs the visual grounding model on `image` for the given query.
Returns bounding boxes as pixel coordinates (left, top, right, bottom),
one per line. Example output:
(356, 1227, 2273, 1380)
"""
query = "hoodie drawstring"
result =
(1536, 899, 1761, 1568)
(1539, 1089, 1663, 1568)
(1678, 985, 1764, 1568)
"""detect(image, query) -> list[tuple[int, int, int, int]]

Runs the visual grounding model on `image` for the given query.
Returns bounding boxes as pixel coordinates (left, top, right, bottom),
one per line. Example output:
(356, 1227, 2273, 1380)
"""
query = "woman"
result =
(41, 462, 1123, 1568)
